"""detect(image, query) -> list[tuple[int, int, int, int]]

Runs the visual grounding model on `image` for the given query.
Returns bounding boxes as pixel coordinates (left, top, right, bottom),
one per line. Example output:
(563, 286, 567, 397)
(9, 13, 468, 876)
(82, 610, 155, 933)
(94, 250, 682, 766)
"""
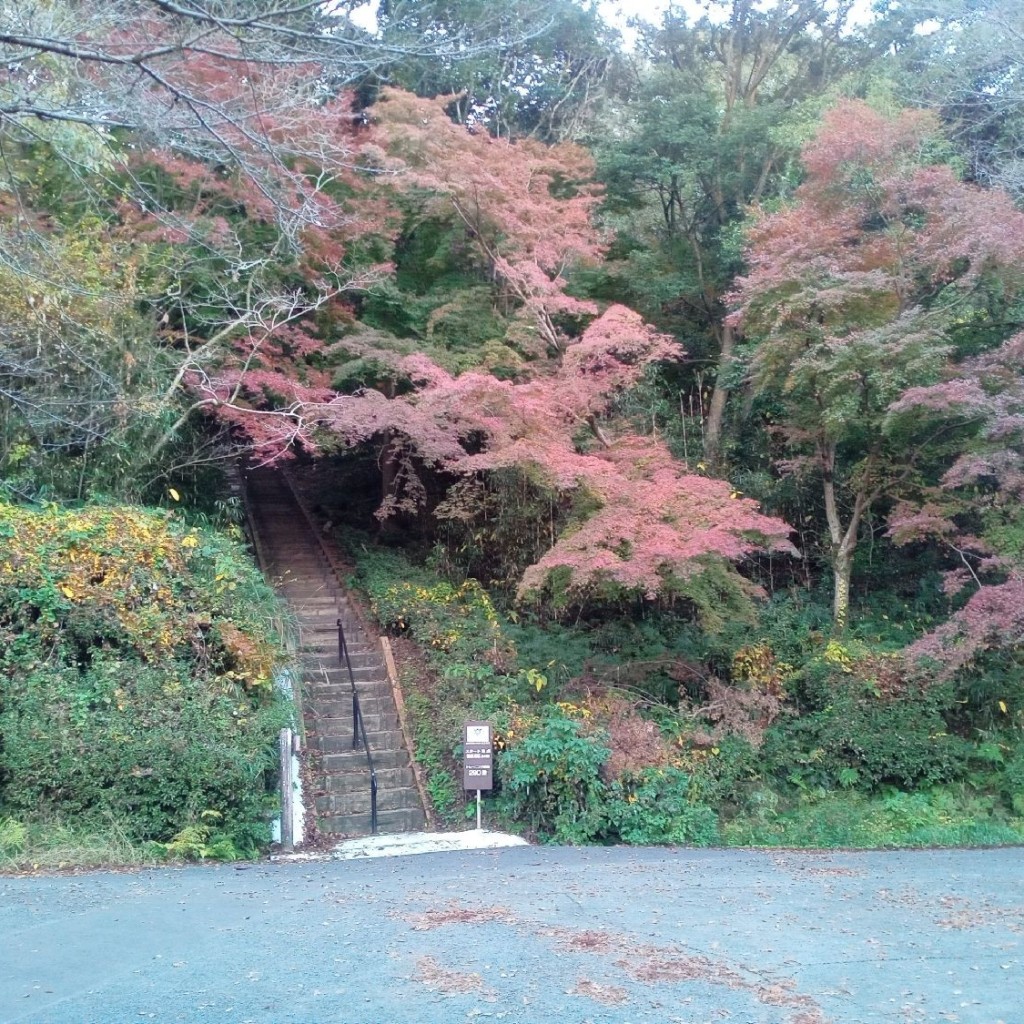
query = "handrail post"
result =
(353, 690, 360, 750)
(371, 774, 378, 835)
(338, 615, 378, 834)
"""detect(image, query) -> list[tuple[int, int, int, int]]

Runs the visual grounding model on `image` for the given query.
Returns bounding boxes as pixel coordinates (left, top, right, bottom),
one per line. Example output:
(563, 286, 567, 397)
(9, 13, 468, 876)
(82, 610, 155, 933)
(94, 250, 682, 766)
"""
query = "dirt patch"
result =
(570, 978, 629, 1006)
(398, 904, 831, 1021)
(875, 886, 925, 909)
(618, 945, 747, 988)
(415, 955, 489, 996)
(543, 928, 617, 954)
(789, 1011, 832, 1024)
(757, 980, 828, 1021)
(401, 900, 518, 931)
(538, 924, 831, 1023)
(770, 855, 863, 878)
(937, 896, 1024, 932)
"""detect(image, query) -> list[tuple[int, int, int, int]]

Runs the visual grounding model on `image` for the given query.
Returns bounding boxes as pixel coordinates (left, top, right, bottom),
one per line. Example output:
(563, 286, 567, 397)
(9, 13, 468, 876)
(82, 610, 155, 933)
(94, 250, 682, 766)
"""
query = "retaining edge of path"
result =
(381, 637, 435, 831)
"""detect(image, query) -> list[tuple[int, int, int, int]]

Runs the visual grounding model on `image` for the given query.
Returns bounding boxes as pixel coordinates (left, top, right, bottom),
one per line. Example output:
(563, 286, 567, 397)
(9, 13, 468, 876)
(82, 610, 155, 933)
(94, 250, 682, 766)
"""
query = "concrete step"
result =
(303, 659, 386, 677)
(299, 621, 365, 638)
(295, 615, 364, 631)
(322, 748, 412, 772)
(281, 596, 344, 609)
(306, 708, 399, 734)
(299, 630, 372, 647)
(292, 608, 350, 622)
(304, 693, 395, 715)
(266, 563, 335, 577)
(296, 630, 374, 652)
(304, 681, 392, 702)
(319, 806, 427, 837)
(316, 784, 424, 816)
(304, 665, 384, 684)
(305, 696, 393, 717)
(303, 661, 388, 679)
(318, 727, 405, 753)
(308, 696, 396, 718)
(279, 585, 341, 600)
(321, 766, 414, 794)
(270, 572, 338, 586)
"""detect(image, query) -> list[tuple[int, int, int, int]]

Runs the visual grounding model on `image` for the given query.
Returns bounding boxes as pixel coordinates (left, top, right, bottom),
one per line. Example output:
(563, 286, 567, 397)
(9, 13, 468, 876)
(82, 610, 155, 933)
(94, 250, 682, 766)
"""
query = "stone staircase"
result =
(245, 468, 427, 837)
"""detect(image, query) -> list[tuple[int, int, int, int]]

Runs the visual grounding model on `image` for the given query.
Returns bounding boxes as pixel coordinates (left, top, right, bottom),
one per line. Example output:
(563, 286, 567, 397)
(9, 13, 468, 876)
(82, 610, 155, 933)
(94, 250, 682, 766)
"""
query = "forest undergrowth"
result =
(345, 533, 1024, 850)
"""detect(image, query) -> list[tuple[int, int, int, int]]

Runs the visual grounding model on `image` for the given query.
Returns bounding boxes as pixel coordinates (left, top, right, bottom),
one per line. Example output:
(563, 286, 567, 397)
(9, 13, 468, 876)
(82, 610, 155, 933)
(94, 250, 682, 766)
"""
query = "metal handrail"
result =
(338, 616, 378, 835)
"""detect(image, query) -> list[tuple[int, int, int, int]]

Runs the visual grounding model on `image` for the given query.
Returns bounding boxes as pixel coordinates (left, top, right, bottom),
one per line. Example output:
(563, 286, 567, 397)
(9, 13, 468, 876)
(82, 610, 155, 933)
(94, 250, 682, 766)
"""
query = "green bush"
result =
(0, 503, 291, 856)
(343, 530, 1023, 850)
(723, 787, 1024, 848)
(354, 545, 508, 665)
(686, 736, 762, 809)
(604, 767, 719, 846)
(1002, 744, 1024, 814)
(761, 677, 971, 792)
(498, 710, 609, 843)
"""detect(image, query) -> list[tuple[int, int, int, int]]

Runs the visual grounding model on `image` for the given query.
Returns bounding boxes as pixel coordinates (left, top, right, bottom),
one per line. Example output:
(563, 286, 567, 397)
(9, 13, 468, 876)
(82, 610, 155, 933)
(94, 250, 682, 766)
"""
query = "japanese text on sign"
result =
(463, 720, 493, 791)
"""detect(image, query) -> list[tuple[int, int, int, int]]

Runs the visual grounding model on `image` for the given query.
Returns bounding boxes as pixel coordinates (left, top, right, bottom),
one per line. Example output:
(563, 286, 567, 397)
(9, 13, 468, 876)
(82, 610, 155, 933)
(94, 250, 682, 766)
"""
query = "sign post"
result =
(463, 721, 493, 830)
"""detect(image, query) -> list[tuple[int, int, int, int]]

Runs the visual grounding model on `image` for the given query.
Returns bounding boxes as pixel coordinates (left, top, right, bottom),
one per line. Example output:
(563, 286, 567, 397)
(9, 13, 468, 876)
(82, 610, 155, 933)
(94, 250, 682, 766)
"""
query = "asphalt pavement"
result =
(2, 844, 1021, 1024)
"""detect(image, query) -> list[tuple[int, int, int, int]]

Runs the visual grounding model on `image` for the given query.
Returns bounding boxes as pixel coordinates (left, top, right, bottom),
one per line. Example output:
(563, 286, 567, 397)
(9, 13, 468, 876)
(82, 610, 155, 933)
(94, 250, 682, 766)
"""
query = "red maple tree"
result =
(152, 86, 791, 616)
(887, 332, 1024, 678)
(319, 304, 793, 611)
(372, 88, 604, 354)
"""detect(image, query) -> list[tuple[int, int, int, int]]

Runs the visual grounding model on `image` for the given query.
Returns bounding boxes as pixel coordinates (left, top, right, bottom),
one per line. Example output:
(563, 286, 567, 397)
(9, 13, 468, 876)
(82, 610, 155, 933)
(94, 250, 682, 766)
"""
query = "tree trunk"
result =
(704, 321, 736, 466)
(380, 435, 401, 507)
(832, 545, 853, 628)
(820, 438, 867, 629)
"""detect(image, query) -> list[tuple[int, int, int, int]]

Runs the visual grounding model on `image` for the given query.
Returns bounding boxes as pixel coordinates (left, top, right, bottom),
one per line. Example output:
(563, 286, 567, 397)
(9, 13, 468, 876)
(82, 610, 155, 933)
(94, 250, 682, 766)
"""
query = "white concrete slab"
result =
(268, 830, 528, 864)
(331, 829, 529, 860)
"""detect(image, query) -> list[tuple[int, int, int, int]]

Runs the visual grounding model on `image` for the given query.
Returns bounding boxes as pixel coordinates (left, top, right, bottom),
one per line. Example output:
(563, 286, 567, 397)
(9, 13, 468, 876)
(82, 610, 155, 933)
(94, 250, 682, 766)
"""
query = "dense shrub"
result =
(723, 788, 1024, 849)
(346, 532, 1024, 849)
(604, 767, 719, 846)
(497, 708, 609, 843)
(760, 679, 971, 792)
(0, 504, 290, 855)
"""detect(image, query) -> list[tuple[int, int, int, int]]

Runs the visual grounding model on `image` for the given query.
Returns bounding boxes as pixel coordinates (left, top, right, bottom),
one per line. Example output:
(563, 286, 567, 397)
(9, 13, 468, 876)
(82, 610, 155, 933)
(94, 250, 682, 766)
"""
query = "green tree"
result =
(596, 0, 873, 465)
(375, 0, 616, 140)
(731, 100, 1024, 625)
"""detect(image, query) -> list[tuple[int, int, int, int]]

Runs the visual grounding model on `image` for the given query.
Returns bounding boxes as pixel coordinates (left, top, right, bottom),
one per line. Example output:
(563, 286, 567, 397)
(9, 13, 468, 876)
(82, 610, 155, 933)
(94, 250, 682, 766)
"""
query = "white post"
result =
(476, 789, 482, 831)
(279, 727, 294, 850)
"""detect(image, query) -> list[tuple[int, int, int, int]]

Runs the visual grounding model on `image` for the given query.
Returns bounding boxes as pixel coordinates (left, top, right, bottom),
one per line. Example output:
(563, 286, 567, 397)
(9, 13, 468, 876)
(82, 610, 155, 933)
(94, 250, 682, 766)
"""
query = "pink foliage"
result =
(731, 101, 1024, 335)
(887, 330, 1024, 540)
(373, 89, 604, 346)
(885, 329, 1024, 676)
(152, 83, 789, 606)
(906, 575, 1024, 680)
(889, 379, 990, 416)
(799, 101, 938, 191)
(887, 501, 958, 546)
(516, 436, 793, 600)
(318, 305, 792, 601)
